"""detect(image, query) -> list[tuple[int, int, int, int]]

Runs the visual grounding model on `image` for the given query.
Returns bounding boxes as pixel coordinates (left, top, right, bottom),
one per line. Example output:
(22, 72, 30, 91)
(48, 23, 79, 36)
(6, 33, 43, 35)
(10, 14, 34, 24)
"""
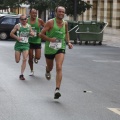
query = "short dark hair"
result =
(55, 6, 65, 12)
(29, 8, 37, 13)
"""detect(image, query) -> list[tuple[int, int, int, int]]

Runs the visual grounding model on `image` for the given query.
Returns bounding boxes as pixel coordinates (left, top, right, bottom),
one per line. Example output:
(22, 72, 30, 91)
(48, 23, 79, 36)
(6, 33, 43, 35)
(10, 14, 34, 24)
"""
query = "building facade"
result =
(69, 0, 120, 30)
(1, 1, 119, 31)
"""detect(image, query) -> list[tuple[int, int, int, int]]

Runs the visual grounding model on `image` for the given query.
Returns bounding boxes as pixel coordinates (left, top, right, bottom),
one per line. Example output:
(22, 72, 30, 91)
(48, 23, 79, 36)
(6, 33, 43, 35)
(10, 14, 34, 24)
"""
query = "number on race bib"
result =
(49, 39, 62, 50)
(20, 37, 28, 43)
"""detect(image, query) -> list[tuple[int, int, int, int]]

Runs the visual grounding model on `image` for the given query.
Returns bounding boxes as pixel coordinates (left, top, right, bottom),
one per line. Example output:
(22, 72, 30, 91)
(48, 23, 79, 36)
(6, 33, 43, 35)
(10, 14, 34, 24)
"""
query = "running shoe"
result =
(54, 89, 61, 99)
(29, 71, 34, 76)
(33, 55, 38, 64)
(34, 58, 38, 64)
(45, 71, 51, 80)
(19, 75, 25, 80)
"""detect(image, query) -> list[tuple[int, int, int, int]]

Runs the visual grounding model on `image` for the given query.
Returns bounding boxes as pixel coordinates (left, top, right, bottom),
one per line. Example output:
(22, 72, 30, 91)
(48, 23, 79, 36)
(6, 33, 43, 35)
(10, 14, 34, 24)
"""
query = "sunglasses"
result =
(20, 18, 27, 21)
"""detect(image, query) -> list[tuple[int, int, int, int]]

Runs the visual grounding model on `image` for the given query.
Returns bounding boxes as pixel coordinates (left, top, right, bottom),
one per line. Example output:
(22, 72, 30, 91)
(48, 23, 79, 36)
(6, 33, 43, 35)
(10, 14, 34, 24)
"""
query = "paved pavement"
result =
(103, 33, 120, 48)
(0, 41, 120, 120)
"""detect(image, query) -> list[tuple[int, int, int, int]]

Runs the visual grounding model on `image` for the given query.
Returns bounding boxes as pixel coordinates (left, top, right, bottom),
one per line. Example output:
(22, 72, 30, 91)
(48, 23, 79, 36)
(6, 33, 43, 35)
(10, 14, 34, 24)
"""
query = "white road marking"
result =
(93, 60, 120, 63)
(108, 108, 120, 115)
(86, 91, 92, 93)
(83, 90, 92, 93)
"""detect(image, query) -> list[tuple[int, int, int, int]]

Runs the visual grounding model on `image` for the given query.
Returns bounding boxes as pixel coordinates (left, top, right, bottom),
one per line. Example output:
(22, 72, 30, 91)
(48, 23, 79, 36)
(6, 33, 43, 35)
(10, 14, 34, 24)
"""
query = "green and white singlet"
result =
(45, 18, 66, 54)
(28, 18, 41, 44)
(14, 23, 31, 52)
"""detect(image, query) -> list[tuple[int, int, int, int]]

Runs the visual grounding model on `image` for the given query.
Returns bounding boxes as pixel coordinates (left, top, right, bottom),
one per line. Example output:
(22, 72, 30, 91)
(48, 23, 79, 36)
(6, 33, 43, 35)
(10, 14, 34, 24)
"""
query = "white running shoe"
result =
(29, 71, 34, 76)
(45, 71, 51, 80)
(54, 89, 61, 99)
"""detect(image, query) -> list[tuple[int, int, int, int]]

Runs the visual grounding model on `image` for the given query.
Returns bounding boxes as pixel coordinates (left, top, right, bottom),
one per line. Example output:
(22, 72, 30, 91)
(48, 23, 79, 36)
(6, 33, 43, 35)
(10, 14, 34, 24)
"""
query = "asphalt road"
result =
(0, 41, 120, 120)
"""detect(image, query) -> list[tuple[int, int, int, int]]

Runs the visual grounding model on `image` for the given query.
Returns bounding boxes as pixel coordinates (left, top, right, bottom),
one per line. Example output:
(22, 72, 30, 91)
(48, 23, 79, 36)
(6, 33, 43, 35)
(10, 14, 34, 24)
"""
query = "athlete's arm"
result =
(39, 20, 56, 42)
(38, 18, 45, 27)
(29, 26, 35, 36)
(10, 24, 21, 41)
(65, 21, 73, 49)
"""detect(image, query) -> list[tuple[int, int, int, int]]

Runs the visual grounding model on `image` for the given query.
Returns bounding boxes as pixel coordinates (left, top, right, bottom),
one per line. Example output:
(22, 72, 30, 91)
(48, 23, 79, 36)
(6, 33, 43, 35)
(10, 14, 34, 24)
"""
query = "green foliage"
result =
(26, 0, 92, 16)
(0, 0, 7, 9)
(48, 0, 92, 16)
(0, 0, 92, 16)
(0, 0, 21, 9)
(27, 0, 49, 12)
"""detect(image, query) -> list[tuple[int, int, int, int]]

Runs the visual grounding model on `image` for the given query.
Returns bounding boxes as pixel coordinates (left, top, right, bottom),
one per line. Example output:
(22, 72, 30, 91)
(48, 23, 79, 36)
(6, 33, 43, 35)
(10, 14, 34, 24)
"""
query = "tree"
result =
(0, 0, 20, 8)
(26, 0, 49, 17)
(27, 0, 92, 20)
(0, 0, 8, 10)
(0, 0, 30, 10)
(0, 0, 92, 21)
(48, 0, 92, 20)
(0, 0, 23, 13)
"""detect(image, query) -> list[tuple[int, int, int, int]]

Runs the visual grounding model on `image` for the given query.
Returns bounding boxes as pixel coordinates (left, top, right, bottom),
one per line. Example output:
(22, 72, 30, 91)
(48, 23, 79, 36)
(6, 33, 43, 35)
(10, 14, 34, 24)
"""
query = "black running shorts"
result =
(45, 49, 65, 59)
(29, 43, 41, 49)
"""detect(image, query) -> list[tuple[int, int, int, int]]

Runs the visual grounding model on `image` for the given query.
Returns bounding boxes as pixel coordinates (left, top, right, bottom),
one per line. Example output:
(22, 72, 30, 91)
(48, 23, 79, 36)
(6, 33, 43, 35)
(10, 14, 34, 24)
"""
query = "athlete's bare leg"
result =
(28, 49, 34, 71)
(15, 51, 21, 63)
(55, 53, 64, 89)
(19, 50, 29, 80)
(21, 50, 29, 75)
(34, 49, 41, 63)
(45, 58, 54, 80)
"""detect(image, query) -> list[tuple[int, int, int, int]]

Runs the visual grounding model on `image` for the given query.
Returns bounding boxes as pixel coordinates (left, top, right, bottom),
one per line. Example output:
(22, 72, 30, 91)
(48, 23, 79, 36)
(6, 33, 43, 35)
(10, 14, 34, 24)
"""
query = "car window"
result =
(1, 18, 17, 25)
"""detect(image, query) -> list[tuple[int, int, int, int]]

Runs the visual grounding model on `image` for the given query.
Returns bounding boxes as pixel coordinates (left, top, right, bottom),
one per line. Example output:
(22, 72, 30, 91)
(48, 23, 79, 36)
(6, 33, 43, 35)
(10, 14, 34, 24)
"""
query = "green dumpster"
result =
(75, 21, 108, 45)
(67, 20, 78, 44)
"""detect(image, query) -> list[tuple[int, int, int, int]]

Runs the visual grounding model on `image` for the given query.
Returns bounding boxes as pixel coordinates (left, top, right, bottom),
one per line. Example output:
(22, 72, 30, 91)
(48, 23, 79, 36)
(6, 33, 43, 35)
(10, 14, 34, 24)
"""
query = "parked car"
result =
(0, 15, 20, 40)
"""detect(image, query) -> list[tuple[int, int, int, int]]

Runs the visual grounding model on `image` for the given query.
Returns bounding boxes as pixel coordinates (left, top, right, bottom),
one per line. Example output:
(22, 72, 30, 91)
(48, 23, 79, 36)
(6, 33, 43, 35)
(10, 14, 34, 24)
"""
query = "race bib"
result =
(20, 37, 28, 43)
(49, 39, 62, 50)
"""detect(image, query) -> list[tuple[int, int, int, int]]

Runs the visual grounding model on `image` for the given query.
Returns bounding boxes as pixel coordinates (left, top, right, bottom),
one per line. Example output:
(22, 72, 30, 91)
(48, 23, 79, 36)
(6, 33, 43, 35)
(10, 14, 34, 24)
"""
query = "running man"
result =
(10, 14, 34, 80)
(28, 8, 45, 76)
(40, 6, 73, 99)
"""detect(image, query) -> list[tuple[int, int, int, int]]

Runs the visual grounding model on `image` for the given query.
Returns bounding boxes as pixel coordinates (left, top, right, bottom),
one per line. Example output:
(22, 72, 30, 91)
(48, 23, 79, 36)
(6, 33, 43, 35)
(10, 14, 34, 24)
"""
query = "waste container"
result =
(67, 20, 78, 44)
(75, 21, 108, 45)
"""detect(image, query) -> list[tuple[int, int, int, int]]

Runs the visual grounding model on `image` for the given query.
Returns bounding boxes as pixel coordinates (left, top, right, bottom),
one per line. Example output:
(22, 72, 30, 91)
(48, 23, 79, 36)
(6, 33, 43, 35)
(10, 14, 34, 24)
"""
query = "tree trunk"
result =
(74, 0, 77, 21)
(38, 10, 42, 18)
(43, 10, 46, 22)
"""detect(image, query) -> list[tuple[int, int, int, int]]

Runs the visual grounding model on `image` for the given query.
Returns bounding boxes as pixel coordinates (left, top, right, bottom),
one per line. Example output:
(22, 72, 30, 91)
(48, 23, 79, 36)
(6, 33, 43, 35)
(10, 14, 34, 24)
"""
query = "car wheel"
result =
(0, 32, 8, 40)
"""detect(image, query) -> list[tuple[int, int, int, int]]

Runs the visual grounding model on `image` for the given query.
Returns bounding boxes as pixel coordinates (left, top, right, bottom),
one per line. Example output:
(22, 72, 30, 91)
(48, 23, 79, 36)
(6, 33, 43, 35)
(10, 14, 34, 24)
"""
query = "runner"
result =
(40, 6, 73, 99)
(28, 8, 45, 76)
(10, 14, 34, 80)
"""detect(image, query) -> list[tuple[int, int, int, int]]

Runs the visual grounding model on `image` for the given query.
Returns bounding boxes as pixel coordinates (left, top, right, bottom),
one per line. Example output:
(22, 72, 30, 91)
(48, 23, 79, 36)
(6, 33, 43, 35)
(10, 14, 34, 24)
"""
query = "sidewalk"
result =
(102, 27, 120, 48)
(70, 27, 120, 47)
(103, 33, 120, 48)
